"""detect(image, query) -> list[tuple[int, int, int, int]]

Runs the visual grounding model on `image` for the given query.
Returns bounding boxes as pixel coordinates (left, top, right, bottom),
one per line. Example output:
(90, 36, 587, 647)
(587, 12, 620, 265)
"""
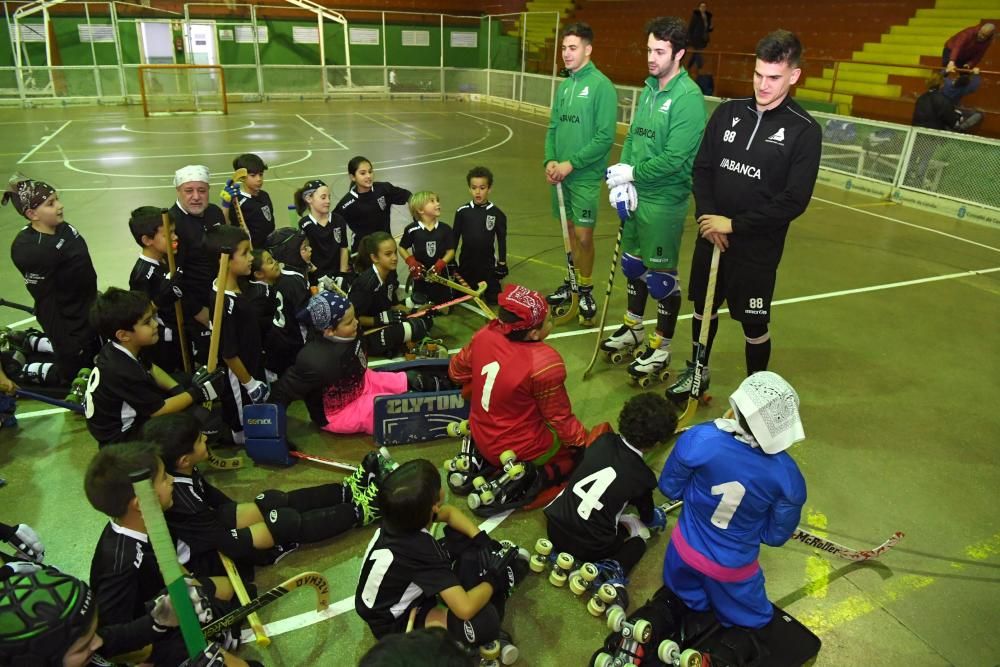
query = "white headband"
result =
(174, 165, 211, 187)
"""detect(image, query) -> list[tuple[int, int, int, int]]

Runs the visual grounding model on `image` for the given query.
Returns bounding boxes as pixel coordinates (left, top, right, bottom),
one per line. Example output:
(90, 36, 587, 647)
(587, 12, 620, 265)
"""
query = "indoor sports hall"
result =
(1, 1, 998, 666)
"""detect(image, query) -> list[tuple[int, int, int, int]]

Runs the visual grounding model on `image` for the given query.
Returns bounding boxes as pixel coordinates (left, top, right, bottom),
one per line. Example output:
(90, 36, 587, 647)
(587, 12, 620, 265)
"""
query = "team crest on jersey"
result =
(425, 241, 437, 257)
(334, 227, 342, 243)
(262, 205, 273, 222)
(659, 99, 672, 113)
(578, 85, 590, 97)
(377, 196, 387, 211)
(766, 127, 785, 145)
(732, 117, 741, 127)
(485, 215, 496, 231)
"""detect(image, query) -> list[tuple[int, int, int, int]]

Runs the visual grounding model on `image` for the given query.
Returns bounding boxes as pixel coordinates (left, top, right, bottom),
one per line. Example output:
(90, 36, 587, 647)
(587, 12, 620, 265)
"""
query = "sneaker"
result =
(665, 361, 711, 403)
(345, 450, 397, 497)
(352, 482, 381, 527)
(546, 280, 573, 306)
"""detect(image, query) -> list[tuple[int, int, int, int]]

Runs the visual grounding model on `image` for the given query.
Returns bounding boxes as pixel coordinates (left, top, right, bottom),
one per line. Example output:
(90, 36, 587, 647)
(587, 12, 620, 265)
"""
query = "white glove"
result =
(609, 183, 638, 214)
(6, 524, 45, 563)
(317, 274, 344, 294)
(606, 163, 634, 188)
(150, 579, 214, 631)
(242, 378, 270, 404)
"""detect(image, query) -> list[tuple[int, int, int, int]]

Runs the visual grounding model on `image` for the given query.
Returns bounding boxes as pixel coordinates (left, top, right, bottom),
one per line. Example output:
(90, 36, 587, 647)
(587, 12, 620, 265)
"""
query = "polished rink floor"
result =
(1, 100, 998, 666)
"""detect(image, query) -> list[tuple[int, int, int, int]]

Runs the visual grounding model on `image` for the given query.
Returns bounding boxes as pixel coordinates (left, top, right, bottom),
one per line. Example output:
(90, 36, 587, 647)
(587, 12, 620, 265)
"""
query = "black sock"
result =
(745, 339, 771, 375)
(656, 293, 682, 339)
(626, 278, 648, 318)
(287, 483, 348, 512)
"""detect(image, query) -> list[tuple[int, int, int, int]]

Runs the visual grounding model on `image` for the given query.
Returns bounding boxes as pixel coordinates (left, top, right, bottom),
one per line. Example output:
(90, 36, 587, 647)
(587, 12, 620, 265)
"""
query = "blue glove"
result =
(242, 378, 270, 404)
(219, 179, 240, 209)
(645, 506, 668, 535)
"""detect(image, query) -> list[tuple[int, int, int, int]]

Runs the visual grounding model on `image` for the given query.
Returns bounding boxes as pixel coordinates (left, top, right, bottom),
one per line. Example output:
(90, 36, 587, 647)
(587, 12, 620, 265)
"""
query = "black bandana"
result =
(2, 176, 55, 217)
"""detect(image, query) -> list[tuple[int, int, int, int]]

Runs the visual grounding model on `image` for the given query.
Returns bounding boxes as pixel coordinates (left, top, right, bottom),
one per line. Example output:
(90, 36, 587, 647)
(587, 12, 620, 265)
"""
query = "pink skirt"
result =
(321, 369, 408, 435)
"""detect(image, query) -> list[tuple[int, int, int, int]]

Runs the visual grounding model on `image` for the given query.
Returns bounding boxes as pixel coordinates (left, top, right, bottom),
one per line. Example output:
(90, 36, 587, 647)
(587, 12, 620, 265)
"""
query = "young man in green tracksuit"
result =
(544, 22, 618, 324)
(602, 17, 707, 383)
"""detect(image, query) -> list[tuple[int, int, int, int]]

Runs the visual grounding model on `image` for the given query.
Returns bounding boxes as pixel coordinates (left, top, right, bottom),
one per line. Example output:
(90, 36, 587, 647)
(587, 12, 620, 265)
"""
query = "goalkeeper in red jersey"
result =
(448, 284, 608, 514)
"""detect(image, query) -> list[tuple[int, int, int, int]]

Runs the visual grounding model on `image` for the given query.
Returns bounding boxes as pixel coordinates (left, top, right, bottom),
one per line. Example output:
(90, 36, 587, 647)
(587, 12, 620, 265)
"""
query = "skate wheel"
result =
(633, 619, 652, 644)
(499, 641, 519, 665)
(594, 653, 614, 667)
(472, 476, 487, 490)
(569, 574, 588, 596)
(499, 449, 517, 465)
(446, 420, 469, 437)
(679, 649, 702, 667)
(479, 640, 500, 660)
(657, 369, 671, 382)
(610, 351, 626, 365)
(587, 596, 606, 616)
(448, 471, 467, 490)
(534, 538, 552, 556)
(579, 317, 594, 327)
(556, 552, 575, 570)
(529, 554, 547, 573)
(597, 583, 618, 604)
(580, 562, 599, 581)
(507, 462, 525, 480)
(549, 568, 567, 587)
(467, 494, 482, 510)
(455, 456, 470, 472)
(658, 639, 680, 662)
(637, 376, 652, 388)
(479, 489, 495, 505)
(606, 605, 626, 633)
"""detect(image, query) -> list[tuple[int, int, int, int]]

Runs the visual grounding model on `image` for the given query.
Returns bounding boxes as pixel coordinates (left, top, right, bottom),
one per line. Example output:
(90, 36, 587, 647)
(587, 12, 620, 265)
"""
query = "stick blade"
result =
(552, 293, 579, 326)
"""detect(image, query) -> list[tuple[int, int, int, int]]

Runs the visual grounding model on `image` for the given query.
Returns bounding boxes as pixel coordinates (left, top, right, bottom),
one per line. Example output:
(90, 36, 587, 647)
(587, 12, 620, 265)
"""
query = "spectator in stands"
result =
(942, 23, 994, 74)
(687, 2, 713, 71)
(912, 73, 982, 133)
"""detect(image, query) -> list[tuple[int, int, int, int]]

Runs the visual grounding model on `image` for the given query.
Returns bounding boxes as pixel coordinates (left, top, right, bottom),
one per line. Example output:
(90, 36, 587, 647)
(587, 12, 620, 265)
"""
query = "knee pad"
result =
(261, 506, 302, 545)
(254, 489, 289, 514)
(447, 602, 500, 646)
(647, 271, 679, 300)
(620, 253, 648, 281)
(220, 526, 258, 560)
(742, 322, 770, 344)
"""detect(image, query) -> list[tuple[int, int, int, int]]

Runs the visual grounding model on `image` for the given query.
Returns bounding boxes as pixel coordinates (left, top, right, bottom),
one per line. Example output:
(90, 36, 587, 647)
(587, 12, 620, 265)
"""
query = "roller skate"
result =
(594, 608, 703, 667)
(600, 321, 645, 365)
(665, 361, 711, 406)
(444, 431, 493, 496)
(467, 450, 525, 510)
(568, 559, 630, 619)
(446, 419, 469, 438)
(546, 280, 573, 307)
(64, 368, 91, 404)
(478, 630, 519, 665)
(578, 285, 597, 326)
(627, 334, 671, 388)
(531, 539, 576, 588)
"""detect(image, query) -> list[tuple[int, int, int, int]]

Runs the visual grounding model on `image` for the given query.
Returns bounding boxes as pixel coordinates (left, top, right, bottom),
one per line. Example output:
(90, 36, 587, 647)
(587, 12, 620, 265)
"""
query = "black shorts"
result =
(547, 518, 627, 564)
(687, 240, 777, 324)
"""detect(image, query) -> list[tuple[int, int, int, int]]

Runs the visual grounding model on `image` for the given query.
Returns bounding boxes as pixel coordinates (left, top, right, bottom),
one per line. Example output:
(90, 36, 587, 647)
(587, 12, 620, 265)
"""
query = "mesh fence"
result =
(139, 65, 225, 115)
(814, 112, 910, 185)
(902, 130, 1000, 208)
(487, 15, 521, 72)
(521, 12, 559, 76)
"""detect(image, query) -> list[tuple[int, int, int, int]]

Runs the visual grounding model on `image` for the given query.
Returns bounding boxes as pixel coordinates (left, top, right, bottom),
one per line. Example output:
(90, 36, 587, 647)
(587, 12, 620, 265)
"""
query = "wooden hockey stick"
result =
(553, 182, 580, 326)
(162, 211, 193, 374)
(582, 206, 627, 379)
(790, 528, 905, 562)
(205, 253, 243, 470)
(677, 245, 720, 430)
(201, 570, 330, 638)
(129, 467, 206, 658)
(219, 552, 268, 646)
(228, 168, 252, 247)
(289, 450, 358, 472)
(424, 273, 495, 320)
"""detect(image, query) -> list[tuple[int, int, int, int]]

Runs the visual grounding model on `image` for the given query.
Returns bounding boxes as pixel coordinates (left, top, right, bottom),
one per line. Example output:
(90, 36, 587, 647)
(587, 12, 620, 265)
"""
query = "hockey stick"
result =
(162, 211, 193, 374)
(424, 273, 495, 320)
(362, 291, 476, 338)
(204, 252, 243, 471)
(15, 388, 85, 414)
(201, 571, 330, 638)
(790, 528, 905, 562)
(553, 182, 580, 326)
(677, 244, 720, 430)
(289, 450, 358, 472)
(229, 168, 252, 248)
(129, 467, 207, 657)
(0, 299, 33, 315)
(219, 552, 268, 646)
(582, 205, 627, 379)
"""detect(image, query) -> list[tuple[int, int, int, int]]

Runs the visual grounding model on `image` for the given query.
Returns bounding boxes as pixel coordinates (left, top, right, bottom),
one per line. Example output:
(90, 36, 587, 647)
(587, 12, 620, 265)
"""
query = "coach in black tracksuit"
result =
(672, 31, 821, 391)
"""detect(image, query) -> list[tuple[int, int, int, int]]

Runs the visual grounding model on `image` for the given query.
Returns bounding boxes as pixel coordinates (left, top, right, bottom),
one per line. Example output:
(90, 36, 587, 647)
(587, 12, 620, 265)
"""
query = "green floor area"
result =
(2, 101, 999, 666)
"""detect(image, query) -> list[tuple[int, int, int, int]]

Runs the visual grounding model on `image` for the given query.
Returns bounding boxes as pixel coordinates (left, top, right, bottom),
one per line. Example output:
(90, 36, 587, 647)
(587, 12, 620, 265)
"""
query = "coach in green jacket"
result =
(602, 17, 706, 382)
(543, 22, 618, 324)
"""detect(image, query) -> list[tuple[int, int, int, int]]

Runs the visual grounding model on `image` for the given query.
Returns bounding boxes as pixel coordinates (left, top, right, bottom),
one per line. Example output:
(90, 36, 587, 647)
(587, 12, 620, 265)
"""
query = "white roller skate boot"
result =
(600, 317, 645, 364)
(627, 333, 671, 388)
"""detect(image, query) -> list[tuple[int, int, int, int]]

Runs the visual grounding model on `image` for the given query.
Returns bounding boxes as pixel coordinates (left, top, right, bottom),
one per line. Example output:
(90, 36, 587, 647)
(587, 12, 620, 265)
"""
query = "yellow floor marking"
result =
(507, 253, 566, 272)
(965, 533, 1000, 560)
(803, 509, 832, 599)
(798, 575, 935, 635)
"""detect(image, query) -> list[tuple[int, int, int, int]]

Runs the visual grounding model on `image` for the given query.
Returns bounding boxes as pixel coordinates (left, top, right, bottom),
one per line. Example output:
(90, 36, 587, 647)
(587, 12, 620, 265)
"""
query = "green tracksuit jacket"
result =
(544, 61, 618, 184)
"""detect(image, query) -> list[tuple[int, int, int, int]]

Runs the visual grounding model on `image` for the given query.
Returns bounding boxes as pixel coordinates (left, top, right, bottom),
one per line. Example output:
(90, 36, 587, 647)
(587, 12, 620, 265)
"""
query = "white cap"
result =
(728, 371, 805, 454)
(174, 165, 211, 187)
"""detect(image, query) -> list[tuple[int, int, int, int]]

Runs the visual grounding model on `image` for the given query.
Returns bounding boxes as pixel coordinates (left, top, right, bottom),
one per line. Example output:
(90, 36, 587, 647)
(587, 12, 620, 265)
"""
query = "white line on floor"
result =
(17, 120, 71, 164)
(296, 114, 348, 149)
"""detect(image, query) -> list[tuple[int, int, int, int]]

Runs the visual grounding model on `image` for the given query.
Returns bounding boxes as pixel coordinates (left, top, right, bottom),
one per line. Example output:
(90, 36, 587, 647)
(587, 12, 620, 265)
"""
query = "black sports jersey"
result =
(267, 269, 310, 375)
(235, 188, 275, 250)
(692, 96, 822, 267)
(454, 201, 507, 269)
(348, 265, 399, 319)
(165, 468, 234, 559)
(10, 221, 98, 355)
(544, 433, 656, 554)
(334, 182, 411, 250)
(271, 335, 366, 426)
(355, 526, 460, 638)
(130, 255, 183, 373)
(399, 221, 454, 267)
(85, 343, 167, 446)
(298, 212, 348, 280)
(241, 279, 277, 346)
(212, 286, 264, 381)
(171, 202, 225, 312)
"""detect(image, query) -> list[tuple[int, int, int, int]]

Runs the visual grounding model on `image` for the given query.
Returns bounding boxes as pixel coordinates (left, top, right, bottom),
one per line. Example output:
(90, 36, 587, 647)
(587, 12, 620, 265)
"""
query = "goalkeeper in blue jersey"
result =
(658, 371, 806, 628)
